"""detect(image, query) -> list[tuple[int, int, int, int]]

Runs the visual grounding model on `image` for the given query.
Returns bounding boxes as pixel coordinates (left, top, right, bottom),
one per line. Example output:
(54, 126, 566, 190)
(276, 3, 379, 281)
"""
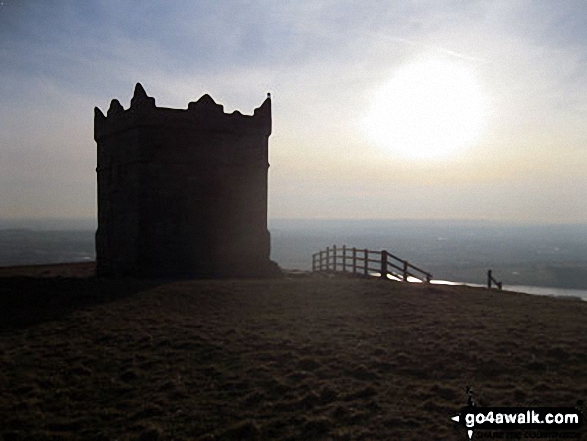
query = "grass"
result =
(0, 264, 586, 440)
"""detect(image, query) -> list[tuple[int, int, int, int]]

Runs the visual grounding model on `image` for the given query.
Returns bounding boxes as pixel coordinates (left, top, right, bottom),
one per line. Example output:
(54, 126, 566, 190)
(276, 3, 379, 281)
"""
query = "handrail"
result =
(311, 245, 433, 283)
(487, 269, 502, 290)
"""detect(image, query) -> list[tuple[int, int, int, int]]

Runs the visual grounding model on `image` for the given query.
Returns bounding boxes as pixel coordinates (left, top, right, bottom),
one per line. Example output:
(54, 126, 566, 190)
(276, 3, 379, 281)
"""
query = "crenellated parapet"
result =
(94, 83, 271, 142)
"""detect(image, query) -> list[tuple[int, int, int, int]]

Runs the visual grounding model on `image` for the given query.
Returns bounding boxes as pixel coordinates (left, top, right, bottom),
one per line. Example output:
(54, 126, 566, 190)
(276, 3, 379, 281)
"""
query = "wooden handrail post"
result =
(312, 254, 316, 272)
(381, 250, 387, 279)
(342, 245, 346, 272)
(488, 269, 503, 291)
(319, 250, 323, 271)
(333, 245, 337, 272)
(403, 260, 409, 281)
(364, 249, 368, 276)
(326, 247, 330, 271)
(352, 247, 357, 274)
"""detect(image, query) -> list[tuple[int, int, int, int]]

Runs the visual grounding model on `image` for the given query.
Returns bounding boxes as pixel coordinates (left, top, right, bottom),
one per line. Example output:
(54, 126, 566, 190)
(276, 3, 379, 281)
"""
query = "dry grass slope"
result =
(0, 264, 586, 440)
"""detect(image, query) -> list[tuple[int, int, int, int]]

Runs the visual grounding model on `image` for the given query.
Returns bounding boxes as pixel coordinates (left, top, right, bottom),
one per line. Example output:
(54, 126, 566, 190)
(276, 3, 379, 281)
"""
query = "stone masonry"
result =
(94, 83, 281, 278)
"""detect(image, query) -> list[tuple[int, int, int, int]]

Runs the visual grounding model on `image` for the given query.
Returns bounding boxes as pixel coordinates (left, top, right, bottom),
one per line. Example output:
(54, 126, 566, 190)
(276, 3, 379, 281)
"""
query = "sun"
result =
(364, 58, 487, 160)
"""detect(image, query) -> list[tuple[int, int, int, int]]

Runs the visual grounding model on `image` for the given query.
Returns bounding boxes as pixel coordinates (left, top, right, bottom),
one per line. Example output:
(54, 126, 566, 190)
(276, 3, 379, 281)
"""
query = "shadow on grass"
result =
(0, 276, 160, 330)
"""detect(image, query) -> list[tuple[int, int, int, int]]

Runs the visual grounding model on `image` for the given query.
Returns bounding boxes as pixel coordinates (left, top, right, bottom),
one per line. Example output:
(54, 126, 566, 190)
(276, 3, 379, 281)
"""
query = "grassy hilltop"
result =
(1, 264, 586, 440)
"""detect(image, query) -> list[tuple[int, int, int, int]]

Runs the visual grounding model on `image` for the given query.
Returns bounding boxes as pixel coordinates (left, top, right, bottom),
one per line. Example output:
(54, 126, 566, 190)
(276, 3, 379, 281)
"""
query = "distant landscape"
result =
(270, 219, 587, 291)
(1, 218, 586, 290)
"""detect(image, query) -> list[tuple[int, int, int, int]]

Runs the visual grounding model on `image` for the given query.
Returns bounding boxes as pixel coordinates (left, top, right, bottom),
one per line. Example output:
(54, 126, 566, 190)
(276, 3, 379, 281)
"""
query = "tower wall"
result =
(94, 84, 281, 278)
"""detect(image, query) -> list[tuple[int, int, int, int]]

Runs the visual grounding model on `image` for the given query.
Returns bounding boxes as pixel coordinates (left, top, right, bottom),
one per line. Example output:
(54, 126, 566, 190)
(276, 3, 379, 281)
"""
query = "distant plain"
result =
(1, 219, 585, 290)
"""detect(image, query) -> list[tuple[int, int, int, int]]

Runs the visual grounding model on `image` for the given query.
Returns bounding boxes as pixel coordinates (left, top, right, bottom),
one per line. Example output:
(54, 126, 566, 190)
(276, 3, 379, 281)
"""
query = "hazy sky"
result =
(1, 0, 586, 223)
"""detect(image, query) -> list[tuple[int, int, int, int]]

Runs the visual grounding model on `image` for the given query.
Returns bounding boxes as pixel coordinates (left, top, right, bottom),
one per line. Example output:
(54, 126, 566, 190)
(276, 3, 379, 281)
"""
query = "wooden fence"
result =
(312, 245, 432, 283)
(487, 270, 503, 290)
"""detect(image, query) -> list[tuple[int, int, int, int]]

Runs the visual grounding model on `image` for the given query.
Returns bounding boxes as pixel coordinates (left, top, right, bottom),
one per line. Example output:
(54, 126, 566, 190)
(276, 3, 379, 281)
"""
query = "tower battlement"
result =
(94, 83, 280, 278)
(95, 84, 271, 141)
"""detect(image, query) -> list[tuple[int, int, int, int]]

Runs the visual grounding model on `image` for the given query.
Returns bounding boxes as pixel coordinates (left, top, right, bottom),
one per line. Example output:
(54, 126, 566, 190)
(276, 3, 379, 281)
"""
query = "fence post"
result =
(342, 245, 346, 272)
(312, 254, 316, 272)
(326, 247, 330, 271)
(381, 250, 387, 279)
(364, 249, 368, 276)
(352, 247, 357, 274)
(333, 245, 337, 272)
(319, 250, 323, 271)
(403, 260, 409, 281)
(487, 270, 502, 290)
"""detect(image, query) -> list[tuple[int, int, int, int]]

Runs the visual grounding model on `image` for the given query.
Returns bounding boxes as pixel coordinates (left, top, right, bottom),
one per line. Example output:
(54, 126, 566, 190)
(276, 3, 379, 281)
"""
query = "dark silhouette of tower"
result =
(94, 83, 281, 278)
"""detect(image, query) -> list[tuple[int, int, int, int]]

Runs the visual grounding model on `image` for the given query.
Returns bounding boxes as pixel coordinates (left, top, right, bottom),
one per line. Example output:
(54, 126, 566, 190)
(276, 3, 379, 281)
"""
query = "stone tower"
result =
(94, 83, 281, 278)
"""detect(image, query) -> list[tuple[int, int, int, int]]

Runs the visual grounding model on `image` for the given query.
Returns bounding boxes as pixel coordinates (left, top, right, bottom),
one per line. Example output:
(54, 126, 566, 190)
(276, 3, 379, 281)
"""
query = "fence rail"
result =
(311, 245, 432, 283)
(487, 269, 503, 290)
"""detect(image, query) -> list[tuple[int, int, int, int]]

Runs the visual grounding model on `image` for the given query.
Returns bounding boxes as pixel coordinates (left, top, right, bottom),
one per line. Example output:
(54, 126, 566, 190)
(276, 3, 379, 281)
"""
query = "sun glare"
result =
(364, 58, 487, 160)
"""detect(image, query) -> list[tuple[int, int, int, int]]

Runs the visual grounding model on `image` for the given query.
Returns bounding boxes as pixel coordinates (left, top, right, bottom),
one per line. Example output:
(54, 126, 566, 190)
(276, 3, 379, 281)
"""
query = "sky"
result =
(0, 0, 586, 223)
